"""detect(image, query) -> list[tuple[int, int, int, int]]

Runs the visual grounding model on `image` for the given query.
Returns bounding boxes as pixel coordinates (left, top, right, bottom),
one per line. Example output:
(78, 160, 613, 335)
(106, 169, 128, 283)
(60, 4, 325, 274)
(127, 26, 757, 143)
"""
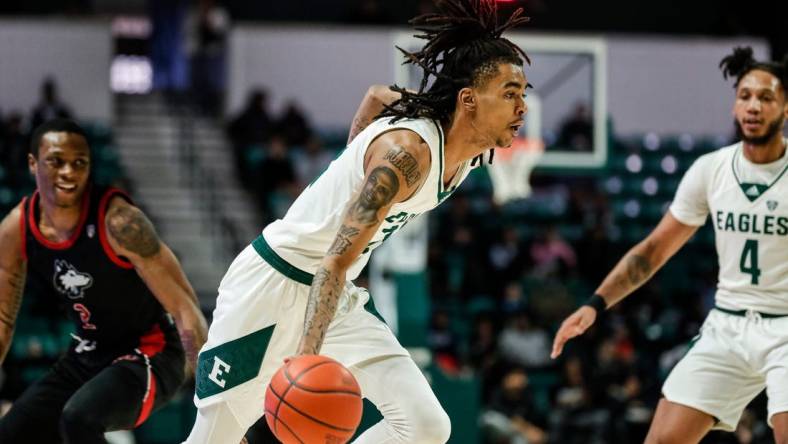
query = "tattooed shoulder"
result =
(106, 202, 161, 258)
(349, 166, 400, 226)
(383, 146, 423, 188)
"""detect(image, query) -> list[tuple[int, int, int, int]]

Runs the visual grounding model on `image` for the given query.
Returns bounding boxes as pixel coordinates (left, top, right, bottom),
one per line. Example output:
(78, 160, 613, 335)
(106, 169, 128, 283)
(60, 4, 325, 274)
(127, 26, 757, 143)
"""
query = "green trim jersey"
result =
(669, 140, 788, 314)
(262, 117, 475, 280)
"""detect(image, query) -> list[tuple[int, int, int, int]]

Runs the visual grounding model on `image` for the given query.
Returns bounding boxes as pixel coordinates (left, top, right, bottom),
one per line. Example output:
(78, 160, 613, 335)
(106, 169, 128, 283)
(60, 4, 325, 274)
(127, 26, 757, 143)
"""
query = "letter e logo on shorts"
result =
(208, 356, 232, 388)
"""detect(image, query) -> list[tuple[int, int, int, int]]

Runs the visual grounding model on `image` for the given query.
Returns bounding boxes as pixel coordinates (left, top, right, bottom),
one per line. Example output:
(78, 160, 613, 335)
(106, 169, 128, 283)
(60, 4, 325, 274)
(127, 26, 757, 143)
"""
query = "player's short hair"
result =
(29, 118, 89, 157)
(380, 0, 531, 125)
(720, 47, 788, 92)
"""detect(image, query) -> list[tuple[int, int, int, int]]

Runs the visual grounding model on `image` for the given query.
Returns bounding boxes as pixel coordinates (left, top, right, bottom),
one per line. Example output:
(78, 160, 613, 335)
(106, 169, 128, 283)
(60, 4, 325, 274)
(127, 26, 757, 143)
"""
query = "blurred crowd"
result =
(225, 88, 337, 223)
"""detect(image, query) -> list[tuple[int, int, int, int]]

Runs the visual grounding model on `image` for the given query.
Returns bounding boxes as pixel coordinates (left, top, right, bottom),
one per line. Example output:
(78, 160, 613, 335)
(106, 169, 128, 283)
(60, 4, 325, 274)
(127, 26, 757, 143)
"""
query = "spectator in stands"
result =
(500, 281, 527, 315)
(550, 356, 609, 444)
(0, 112, 31, 190)
(427, 309, 461, 374)
(189, 0, 230, 115)
(30, 78, 72, 131)
(148, 0, 189, 94)
(498, 310, 551, 370)
(481, 366, 548, 444)
(468, 314, 499, 374)
(529, 225, 576, 278)
(488, 226, 526, 295)
(430, 193, 489, 300)
(227, 88, 273, 190)
(257, 134, 297, 219)
(292, 135, 333, 187)
(557, 102, 593, 152)
(274, 100, 312, 147)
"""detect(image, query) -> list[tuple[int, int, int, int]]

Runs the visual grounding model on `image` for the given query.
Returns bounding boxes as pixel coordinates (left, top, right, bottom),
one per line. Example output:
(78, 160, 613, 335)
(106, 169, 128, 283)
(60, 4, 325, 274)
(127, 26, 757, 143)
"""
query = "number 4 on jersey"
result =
(739, 239, 761, 285)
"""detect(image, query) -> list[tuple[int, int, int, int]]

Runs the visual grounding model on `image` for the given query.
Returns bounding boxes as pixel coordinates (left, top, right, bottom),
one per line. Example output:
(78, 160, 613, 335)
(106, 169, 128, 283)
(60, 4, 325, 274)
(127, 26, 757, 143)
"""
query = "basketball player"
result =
(551, 47, 788, 443)
(0, 119, 208, 443)
(185, 1, 531, 443)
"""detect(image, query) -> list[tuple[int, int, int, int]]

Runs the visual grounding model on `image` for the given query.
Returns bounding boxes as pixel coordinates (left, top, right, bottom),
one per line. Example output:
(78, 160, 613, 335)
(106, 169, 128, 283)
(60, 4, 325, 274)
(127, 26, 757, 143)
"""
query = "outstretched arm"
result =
(551, 211, 699, 358)
(347, 85, 404, 144)
(0, 205, 26, 365)
(105, 197, 207, 373)
(297, 130, 430, 355)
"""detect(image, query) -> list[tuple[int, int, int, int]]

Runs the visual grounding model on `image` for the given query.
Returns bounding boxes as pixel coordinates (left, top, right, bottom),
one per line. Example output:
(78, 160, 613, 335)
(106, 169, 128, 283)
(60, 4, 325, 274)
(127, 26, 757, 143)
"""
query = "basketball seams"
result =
(285, 386, 361, 396)
(284, 359, 334, 383)
(268, 383, 308, 443)
(267, 356, 362, 442)
(274, 359, 330, 434)
(285, 361, 361, 396)
(268, 376, 358, 433)
(270, 411, 306, 444)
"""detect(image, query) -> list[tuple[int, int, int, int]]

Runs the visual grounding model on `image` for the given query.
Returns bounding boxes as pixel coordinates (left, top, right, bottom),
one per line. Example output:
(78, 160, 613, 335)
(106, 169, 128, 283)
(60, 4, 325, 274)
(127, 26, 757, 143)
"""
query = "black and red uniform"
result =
(0, 186, 185, 444)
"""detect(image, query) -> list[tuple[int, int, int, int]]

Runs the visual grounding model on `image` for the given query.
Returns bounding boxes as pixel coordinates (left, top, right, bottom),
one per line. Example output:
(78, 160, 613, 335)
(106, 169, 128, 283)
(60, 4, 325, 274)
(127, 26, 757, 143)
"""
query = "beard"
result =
(735, 115, 786, 146)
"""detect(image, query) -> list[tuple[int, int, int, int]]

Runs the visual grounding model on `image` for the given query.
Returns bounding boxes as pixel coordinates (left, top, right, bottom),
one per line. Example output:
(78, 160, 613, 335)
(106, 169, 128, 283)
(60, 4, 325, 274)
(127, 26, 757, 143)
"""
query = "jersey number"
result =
(73, 303, 97, 330)
(739, 239, 761, 285)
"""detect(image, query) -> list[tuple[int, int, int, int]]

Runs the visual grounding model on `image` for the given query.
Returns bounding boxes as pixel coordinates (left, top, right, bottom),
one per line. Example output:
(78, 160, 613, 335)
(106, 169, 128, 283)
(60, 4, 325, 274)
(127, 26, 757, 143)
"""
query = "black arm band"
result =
(583, 294, 607, 314)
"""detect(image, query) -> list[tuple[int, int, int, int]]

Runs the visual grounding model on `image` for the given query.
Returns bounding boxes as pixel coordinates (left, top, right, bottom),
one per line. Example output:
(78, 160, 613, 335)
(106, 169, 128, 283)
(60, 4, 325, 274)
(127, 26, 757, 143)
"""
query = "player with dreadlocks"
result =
(183, 1, 530, 443)
(552, 47, 788, 443)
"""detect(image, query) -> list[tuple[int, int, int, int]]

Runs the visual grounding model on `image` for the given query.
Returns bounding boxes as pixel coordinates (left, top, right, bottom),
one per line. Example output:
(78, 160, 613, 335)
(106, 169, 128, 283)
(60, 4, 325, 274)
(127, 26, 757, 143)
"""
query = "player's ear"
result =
(28, 153, 37, 176)
(458, 87, 476, 112)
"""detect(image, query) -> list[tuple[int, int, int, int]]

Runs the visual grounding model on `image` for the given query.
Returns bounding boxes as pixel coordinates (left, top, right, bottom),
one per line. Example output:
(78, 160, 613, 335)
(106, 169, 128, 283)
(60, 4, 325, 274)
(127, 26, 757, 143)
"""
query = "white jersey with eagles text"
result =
(262, 116, 477, 280)
(669, 140, 788, 314)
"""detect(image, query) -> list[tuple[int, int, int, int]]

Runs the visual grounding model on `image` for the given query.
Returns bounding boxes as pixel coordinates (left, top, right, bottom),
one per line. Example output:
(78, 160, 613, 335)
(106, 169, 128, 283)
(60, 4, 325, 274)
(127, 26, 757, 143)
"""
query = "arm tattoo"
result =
(328, 225, 360, 256)
(348, 166, 399, 226)
(626, 241, 655, 286)
(0, 267, 25, 330)
(348, 116, 373, 143)
(626, 254, 652, 285)
(383, 146, 421, 187)
(301, 267, 343, 354)
(107, 206, 161, 258)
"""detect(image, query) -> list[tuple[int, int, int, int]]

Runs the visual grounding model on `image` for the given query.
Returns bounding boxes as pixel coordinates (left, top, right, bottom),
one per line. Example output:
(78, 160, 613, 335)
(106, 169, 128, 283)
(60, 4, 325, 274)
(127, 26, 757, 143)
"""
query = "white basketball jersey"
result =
(670, 140, 788, 314)
(262, 117, 475, 280)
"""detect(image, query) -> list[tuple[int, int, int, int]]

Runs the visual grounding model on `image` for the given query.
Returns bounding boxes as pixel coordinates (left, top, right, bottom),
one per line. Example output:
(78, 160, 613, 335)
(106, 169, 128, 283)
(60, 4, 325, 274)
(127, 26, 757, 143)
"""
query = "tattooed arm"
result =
(297, 130, 430, 355)
(0, 205, 27, 365)
(551, 212, 698, 358)
(347, 85, 407, 144)
(105, 197, 207, 374)
(594, 212, 699, 306)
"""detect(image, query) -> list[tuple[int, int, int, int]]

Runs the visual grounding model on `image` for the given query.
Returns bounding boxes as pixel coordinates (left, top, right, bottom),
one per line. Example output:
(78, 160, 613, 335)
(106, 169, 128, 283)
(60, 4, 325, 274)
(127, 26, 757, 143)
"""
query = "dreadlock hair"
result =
(379, 0, 530, 127)
(720, 46, 788, 91)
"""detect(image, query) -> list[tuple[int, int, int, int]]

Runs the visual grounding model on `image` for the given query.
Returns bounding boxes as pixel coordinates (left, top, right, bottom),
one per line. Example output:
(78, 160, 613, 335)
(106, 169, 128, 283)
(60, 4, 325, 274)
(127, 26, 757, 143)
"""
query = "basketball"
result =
(264, 355, 363, 444)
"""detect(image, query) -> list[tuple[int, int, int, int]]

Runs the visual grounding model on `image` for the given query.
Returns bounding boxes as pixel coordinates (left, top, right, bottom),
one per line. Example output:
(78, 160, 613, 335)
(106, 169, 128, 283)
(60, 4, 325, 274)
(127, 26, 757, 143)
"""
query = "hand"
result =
(551, 305, 597, 359)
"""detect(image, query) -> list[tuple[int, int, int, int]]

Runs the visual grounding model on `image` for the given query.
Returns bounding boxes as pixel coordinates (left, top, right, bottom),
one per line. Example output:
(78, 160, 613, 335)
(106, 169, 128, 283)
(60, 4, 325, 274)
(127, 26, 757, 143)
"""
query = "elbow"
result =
(320, 256, 350, 277)
(367, 85, 392, 104)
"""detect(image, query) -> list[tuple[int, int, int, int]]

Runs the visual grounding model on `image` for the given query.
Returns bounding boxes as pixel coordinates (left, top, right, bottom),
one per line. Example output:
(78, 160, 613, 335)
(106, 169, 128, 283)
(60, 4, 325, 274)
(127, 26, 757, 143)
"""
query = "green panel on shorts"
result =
(253, 234, 388, 326)
(252, 235, 313, 286)
(195, 325, 275, 399)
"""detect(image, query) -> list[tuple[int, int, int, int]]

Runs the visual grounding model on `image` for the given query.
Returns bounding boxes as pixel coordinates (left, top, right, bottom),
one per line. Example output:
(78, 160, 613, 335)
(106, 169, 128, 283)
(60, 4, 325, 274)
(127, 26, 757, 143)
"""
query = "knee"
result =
(408, 405, 451, 444)
(644, 429, 685, 444)
(60, 400, 103, 438)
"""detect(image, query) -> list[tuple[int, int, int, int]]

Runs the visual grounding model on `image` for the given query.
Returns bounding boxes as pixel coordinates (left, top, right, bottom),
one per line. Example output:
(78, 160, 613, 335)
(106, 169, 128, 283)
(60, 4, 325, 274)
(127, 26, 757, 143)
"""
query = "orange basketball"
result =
(264, 355, 363, 444)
